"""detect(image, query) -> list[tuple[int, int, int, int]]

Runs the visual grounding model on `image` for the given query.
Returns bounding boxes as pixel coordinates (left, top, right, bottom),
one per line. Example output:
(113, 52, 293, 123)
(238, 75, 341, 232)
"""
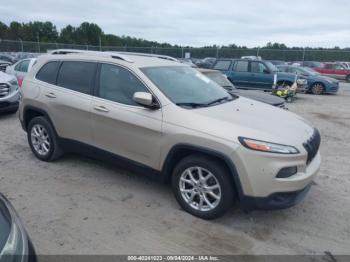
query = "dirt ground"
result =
(0, 83, 349, 256)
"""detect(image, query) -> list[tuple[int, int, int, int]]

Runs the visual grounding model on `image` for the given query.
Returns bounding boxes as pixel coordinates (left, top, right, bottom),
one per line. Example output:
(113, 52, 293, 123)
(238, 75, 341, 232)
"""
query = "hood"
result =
(317, 75, 338, 83)
(165, 97, 314, 149)
(232, 89, 284, 106)
(0, 71, 15, 83)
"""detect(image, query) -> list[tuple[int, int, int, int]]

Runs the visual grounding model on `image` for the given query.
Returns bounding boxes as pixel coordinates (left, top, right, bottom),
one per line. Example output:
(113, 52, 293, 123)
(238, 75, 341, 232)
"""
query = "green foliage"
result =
(0, 21, 349, 61)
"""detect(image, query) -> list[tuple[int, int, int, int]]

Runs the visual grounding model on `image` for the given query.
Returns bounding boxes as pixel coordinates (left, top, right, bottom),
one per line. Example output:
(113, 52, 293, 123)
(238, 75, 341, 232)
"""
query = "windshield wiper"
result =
(175, 102, 208, 108)
(206, 96, 233, 106)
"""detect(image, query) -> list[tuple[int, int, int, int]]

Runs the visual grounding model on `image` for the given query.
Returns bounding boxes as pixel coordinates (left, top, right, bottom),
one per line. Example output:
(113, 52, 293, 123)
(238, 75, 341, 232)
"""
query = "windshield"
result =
(141, 66, 232, 106)
(265, 61, 278, 72)
(202, 71, 235, 89)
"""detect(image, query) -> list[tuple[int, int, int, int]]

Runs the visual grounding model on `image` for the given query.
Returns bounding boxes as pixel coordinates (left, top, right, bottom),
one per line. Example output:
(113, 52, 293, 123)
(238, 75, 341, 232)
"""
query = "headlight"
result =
(8, 78, 19, 87)
(238, 137, 299, 154)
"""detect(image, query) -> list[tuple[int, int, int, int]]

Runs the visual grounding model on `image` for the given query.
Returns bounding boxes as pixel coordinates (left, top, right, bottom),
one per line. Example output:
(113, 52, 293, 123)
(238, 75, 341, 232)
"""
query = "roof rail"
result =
(47, 49, 134, 63)
(47, 49, 179, 63)
(112, 52, 179, 62)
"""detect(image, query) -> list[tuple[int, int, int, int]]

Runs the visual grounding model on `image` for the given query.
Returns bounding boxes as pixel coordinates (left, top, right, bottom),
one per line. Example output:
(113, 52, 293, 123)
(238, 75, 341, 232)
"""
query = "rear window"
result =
(36, 61, 61, 85)
(213, 60, 232, 71)
(57, 61, 96, 95)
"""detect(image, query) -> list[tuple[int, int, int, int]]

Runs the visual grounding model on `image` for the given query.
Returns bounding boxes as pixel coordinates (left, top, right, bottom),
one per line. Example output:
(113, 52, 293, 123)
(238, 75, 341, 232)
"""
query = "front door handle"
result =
(45, 92, 56, 98)
(94, 105, 109, 113)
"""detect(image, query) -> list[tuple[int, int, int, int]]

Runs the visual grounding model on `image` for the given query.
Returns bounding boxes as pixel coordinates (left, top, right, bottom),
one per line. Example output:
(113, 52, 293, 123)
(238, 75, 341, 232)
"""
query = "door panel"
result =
(40, 84, 93, 144)
(249, 62, 273, 90)
(91, 63, 163, 169)
(231, 60, 252, 88)
(91, 98, 162, 169)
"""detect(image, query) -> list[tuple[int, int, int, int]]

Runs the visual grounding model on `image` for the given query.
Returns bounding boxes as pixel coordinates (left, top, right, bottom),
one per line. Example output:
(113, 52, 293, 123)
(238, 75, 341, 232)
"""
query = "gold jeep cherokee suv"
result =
(19, 51, 321, 219)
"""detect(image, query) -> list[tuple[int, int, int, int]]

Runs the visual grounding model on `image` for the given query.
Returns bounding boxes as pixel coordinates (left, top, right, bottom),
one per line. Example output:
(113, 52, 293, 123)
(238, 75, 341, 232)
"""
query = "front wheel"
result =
(311, 83, 324, 95)
(172, 155, 235, 220)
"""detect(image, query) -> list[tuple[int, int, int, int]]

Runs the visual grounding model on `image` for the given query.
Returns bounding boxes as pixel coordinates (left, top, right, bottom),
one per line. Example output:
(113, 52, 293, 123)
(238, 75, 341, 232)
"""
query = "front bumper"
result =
(240, 183, 312, 210)
(231, 142, 321, 210)
(325, 83, 340, 93)
(0, 89, 20, 112)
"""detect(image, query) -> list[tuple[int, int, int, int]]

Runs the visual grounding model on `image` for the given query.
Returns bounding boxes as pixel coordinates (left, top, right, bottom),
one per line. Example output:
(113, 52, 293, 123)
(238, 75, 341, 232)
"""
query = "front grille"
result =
(0, 63, 8, 72)
(303, 129, 321, 164)
(0, 83, 10, 98)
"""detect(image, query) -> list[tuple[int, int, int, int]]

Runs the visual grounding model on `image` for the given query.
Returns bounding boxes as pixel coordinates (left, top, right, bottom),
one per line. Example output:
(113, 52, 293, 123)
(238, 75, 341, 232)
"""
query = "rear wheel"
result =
(172, 155, 235, 220)
(27, 116, 63, 161)
(346, 75, 350, 83)
(311, 83, 324, 95)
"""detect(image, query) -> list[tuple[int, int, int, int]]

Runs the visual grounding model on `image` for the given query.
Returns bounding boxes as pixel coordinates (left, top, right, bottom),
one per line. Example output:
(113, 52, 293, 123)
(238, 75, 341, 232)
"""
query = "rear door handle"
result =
(45, 92, 56, 98)
(94, 105, 109, 113)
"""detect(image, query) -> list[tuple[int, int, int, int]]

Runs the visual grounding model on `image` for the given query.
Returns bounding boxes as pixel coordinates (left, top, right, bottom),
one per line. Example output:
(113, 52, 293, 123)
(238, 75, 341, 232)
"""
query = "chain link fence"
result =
(1, 39, 350, 62)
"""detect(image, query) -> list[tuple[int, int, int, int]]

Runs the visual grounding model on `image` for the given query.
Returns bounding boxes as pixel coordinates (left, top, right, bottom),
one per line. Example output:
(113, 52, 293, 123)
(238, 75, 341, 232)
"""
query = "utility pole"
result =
(302, 48, 306, 61)
(36, 33, 40, 53)
(19, 38, 24, 52)
(99, 36, 102, 51)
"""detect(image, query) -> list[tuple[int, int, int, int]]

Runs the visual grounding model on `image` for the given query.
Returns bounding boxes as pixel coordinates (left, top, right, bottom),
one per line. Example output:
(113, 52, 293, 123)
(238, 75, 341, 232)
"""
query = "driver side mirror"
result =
(133, 92, 160, 109)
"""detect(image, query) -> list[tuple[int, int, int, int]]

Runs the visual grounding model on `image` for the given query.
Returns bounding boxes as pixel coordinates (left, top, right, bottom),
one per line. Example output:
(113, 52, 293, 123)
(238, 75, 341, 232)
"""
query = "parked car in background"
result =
(0, 60, 12, 72)
(179, 58, 198, 68)
(213, 59, 308, 91)
(195, 57, 217, 69)
(6, 58, 37, 87)
(198, 68, 286, 108)
(268, 60, 287, 66)
(301, 61, 324, 69)
(19, 51, 321, 219)
(0, 193, 37, 262)
(0, 54, 15, 64)
(277, 65, 339, 95)
(314, 62, 350, 82)
(0, 71, 20, 113)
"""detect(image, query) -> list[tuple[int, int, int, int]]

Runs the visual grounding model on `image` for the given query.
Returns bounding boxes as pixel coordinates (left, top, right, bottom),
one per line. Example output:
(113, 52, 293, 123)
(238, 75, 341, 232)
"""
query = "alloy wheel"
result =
(30, 124, 51, 156)
(179, 167, 221, 212)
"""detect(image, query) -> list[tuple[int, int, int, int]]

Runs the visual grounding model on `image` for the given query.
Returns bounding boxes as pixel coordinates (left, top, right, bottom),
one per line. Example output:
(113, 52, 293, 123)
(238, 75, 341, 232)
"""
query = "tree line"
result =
(0, 20, 349, 61)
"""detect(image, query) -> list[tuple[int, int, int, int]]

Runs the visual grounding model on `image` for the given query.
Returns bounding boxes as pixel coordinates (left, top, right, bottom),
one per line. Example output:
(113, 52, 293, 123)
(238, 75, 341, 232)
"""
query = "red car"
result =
(314, 63, 350, 82)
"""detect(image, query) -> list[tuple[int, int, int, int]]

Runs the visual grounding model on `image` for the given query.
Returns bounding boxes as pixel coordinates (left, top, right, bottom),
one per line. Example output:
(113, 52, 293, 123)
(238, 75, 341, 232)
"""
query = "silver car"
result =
(0, 72, 20, 113)
(19, 51, 321, 219)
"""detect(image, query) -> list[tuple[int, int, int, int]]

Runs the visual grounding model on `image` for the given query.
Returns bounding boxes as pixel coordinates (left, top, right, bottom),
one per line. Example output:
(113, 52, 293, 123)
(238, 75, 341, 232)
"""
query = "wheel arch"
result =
(161, 144, 244, 200)
(23, 106, 57, 135)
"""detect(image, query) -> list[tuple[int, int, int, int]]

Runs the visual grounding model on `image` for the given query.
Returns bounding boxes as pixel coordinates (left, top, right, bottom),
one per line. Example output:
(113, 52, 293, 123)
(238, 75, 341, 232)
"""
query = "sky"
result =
(1, 0, 350, 48)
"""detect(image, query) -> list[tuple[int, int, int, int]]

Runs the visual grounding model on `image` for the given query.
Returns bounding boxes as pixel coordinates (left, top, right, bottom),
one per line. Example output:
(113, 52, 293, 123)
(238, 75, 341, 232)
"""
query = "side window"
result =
(335, 64, 344, 70)
(251, 62, 267, 73)
(19, 60, 30, 72)
(235, 61, 249, 72)
(57, 61, 96, 94)
(98, 64, 148, 106)
(213, 60, 232, 71)
(14, 61, 23, 71)
(36, 61, 61, 85)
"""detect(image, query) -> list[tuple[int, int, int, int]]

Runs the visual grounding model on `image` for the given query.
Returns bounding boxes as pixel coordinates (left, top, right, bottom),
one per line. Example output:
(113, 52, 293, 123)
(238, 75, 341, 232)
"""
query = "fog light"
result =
(276, 166, 297, 178)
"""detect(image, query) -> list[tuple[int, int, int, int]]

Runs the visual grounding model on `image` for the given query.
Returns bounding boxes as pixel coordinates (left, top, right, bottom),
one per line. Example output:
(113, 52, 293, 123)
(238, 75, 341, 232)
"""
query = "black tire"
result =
(27, 116, 63, 161)
(172, 155, 235, 220)
(346, 75, 350, 83)
(311, 83, 324, 95)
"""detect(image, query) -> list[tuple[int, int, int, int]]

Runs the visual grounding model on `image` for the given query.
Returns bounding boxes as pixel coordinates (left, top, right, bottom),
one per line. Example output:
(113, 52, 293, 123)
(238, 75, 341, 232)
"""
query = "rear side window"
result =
(36, 61, 61, 85)
(213, 60, 232, 71)
(235, 61, 249, 72)
(57, 61, 96, 95)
